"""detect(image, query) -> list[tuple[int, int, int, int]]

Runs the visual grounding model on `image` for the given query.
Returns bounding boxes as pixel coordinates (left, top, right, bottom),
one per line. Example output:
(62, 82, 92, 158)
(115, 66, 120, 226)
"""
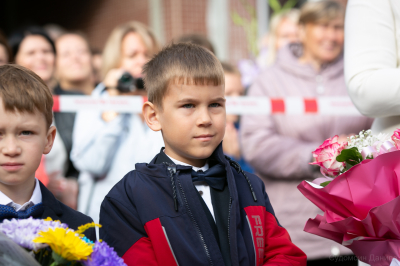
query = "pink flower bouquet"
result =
(298, 130, 400, 266)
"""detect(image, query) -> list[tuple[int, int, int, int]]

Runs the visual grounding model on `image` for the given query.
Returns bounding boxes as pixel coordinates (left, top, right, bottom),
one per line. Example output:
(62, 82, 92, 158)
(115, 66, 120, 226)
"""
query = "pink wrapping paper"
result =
(298, 151, 400, 266)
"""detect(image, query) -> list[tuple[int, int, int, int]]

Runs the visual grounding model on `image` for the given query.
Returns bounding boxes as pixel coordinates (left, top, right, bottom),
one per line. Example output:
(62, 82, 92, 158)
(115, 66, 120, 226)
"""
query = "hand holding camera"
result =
(104, 68, 145, 96)
(102, 69, 146, 122)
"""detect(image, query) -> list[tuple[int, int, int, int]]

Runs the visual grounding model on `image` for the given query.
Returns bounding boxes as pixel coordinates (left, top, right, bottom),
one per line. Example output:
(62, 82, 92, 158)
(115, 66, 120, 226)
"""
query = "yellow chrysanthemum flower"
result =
(33, 228, 93, 261)
(44, 217, 61, 223)
(76, 222, 102, 235)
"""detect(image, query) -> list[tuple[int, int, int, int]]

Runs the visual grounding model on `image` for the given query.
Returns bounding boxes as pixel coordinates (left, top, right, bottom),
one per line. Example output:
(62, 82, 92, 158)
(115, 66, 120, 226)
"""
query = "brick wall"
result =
(79, 0, 149, 51)
(71, 0, 252, 64)
(163, 0, 207, 42)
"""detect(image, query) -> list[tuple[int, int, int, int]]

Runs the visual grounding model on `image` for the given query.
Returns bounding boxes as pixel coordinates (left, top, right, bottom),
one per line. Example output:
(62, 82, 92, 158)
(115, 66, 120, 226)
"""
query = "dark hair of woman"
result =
(0, 31, 12, 63)
(8, 26, 56, 60)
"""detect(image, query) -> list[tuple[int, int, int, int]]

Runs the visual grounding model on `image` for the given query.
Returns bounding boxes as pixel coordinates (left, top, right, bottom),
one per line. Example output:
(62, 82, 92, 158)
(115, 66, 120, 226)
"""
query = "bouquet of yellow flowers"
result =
(0, 217, 126, 266)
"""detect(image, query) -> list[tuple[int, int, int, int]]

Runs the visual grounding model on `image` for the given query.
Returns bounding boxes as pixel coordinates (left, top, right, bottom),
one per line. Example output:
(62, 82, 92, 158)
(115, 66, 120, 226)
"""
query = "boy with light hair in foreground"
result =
(100, 44, 306, 265)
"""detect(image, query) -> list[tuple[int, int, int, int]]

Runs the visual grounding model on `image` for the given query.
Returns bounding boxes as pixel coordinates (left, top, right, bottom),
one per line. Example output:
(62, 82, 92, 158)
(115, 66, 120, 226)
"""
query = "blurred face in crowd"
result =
(275, 18, 299, 50)
(144, 83, 226, 167)
(15, 35, 55, 84)
(224, 73, 244, 123)
(120, 32, 149, 78)
(0, 44, 8, 66)
(56, 34, 92, 83)
(300, 17, 344, 64)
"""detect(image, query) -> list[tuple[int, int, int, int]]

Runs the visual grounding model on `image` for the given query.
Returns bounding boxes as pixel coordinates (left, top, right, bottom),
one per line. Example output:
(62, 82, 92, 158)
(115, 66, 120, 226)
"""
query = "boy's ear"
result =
(43, 126, 56, 155)
(142, 101, 162, 131)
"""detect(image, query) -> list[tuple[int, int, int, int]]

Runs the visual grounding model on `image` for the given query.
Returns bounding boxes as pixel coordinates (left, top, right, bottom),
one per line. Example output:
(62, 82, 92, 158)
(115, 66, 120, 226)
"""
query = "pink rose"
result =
(310, 135, 347, 178)
(391, 129, 400, 150)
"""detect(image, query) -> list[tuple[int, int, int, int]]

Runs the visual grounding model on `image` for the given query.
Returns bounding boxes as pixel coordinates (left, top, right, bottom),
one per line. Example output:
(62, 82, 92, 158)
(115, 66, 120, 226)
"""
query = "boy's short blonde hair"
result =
(143, 43, 224, 109)
(0, 64, 53, 128)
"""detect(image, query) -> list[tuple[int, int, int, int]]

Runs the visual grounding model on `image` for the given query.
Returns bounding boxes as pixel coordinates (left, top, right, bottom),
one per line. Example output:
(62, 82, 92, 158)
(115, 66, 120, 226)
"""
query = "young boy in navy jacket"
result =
(100, 43, 306, 265)
(0, 64, 95, 241)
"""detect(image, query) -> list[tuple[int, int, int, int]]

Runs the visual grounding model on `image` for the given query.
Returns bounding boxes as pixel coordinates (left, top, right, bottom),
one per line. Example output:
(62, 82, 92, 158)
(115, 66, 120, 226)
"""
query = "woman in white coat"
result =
(71, 21, 164, 225)
(346, 2, 400, 265)
(345, 0, 400, 134)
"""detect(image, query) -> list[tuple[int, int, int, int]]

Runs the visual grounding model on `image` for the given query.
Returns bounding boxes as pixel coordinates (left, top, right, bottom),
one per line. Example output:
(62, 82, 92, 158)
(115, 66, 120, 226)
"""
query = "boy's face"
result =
(147, 83, 226, 167)
(0, 99, 55, 192)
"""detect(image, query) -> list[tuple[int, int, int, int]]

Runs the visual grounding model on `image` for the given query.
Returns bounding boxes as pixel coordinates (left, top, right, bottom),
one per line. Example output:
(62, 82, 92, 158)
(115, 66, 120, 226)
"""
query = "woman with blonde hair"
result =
(101, 21, 159, 80)
(257, 9, 300, 68)
(71, 21, 164, 225)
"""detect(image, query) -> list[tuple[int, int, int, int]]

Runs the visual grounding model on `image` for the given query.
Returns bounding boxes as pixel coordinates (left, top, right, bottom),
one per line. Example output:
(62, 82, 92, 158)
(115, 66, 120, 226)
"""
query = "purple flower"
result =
(0, 217, 68, 251)
(83, 241, 126, 266)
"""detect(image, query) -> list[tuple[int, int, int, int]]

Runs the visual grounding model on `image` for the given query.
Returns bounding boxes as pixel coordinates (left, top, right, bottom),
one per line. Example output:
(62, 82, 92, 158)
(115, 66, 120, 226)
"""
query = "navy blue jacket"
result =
(39, 181, 96, 241)
(100, 145, 306, 266)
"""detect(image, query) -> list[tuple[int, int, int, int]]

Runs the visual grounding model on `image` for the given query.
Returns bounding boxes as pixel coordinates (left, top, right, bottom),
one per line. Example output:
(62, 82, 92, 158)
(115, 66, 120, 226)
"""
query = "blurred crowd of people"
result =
(1, 0, 393, 264)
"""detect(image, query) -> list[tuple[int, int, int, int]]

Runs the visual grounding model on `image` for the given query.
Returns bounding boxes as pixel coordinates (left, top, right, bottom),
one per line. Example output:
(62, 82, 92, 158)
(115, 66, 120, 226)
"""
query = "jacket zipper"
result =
(227, 197, 232, 253)
(177, 177, 213, 265)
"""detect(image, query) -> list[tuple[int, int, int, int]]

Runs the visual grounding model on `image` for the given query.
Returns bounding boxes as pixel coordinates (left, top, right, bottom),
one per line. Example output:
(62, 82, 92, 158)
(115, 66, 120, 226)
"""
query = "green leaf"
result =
(345, 162, 353, 171)
(336, 147, 363, 167)
(231, 11, 245, 26)
(282, 0, 298, 11)
(320, 181, 331, 187)
(268, 0, 282, 13)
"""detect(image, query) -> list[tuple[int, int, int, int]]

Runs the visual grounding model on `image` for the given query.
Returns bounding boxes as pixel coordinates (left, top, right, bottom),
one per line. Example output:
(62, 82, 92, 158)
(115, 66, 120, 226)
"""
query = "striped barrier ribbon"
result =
(52, 95, 361, 116)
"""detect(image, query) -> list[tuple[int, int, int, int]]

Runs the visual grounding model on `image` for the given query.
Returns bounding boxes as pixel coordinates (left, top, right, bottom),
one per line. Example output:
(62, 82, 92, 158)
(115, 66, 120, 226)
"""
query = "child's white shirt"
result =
(0, 178, 42, 211)
(165, 153, 216, 221)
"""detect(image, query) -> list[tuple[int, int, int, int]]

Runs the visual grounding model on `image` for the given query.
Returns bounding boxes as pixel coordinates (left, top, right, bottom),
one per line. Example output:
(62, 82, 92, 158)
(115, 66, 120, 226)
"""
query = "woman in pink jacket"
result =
(241, 2, 372, 265)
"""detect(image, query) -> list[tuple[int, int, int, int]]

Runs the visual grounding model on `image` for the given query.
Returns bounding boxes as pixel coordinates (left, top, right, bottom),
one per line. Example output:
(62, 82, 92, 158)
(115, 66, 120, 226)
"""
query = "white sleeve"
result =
(345, 0, 400, 118)
(70, 83, 126, 177)
(70, 110, 126, 177)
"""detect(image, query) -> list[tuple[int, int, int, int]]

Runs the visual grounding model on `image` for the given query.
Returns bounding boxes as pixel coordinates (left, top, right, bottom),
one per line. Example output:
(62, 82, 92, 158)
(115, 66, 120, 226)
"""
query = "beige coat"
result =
(240, 44, 373, 260)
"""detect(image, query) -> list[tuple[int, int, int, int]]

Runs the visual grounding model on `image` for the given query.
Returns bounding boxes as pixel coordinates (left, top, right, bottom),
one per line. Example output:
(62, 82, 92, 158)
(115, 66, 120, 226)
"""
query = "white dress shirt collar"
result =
(164, 151, 215, 220)
(164, 151, 209, 172)
(0, 178, 42, 211)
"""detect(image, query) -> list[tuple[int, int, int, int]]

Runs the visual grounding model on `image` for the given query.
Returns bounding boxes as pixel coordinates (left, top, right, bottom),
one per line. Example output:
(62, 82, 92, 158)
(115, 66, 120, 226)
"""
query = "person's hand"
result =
(103, 68, 126, 94)
(223, 122, 241, 159)
(102, 68, 125, 122)
(103, 68, 141, 96)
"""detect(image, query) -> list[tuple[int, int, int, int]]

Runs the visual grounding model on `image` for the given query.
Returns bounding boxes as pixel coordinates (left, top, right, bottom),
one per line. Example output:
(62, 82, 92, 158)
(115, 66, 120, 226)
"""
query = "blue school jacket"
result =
(100, 144, 306, 266)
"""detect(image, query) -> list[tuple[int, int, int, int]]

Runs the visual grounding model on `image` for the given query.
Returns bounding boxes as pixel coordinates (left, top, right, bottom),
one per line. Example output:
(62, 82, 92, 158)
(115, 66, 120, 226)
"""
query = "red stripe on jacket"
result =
(122, 237, 158, 266)
(122, 218, 178, 266)
(244, 206, 307, 266)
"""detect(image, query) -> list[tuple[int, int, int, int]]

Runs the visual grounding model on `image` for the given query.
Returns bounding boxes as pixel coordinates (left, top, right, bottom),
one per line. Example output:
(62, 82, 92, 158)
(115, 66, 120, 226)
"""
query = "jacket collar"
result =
(154, 148, 175, 165)
(137, 143, 227, 177)
(39, 181, 63, 219)
(153, 143, 227, 166)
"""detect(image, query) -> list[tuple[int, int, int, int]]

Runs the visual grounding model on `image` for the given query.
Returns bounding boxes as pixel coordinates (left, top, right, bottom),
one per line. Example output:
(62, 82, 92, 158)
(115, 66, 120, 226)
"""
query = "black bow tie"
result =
(191, 164, 226, 191)
(0, 203, 44, 222)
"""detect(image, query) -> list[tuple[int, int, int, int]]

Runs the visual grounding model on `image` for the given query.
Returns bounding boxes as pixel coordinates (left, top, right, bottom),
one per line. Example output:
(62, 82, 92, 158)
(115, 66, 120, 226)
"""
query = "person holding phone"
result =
(70, 21, 163, 225)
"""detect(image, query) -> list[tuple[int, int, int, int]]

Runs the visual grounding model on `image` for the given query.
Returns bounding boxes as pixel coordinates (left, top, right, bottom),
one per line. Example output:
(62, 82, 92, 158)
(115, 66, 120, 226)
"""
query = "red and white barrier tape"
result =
(52, 95, 361, 116)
